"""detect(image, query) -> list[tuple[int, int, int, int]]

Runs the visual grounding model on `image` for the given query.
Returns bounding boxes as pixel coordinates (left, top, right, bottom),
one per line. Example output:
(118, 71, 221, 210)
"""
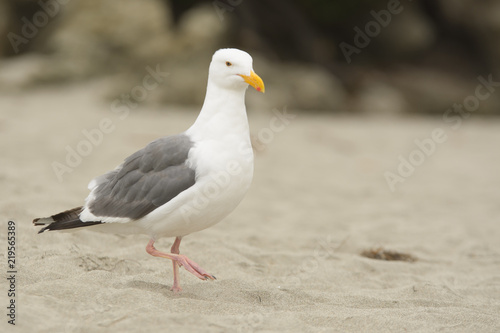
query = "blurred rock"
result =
(176, 3, 228, 55)
(38, 0, 174, 80)
(0, 0, 8, 57)
(388, 68, 481, 114)
(0, 54, 51, 89)
(249, 58, 346, 112)
(375, 2, 436, 60)
(437, 0, 500, 74)
(101, 3, 231, 107)
(148, 60, 209, 107)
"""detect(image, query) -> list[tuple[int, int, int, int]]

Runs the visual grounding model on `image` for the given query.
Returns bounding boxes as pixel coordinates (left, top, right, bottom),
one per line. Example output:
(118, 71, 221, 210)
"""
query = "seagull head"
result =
(209, 48, 265, 93)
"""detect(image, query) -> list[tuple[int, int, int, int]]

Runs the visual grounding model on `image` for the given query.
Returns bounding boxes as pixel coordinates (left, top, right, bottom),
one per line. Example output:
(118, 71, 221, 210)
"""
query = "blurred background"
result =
(2, 0, 500, 115)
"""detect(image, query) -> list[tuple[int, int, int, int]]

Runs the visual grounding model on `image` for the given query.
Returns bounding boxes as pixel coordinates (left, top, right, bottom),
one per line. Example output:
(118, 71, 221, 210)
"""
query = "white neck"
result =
(187, 81, 250, 142)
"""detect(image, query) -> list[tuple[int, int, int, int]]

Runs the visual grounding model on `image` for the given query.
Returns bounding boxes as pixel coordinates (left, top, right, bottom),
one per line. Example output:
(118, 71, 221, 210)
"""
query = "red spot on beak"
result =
(256, 87, 261, 92)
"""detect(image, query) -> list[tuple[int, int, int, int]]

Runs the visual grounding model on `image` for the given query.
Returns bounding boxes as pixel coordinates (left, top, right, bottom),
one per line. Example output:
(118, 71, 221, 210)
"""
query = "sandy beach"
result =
(1, 83, 499, 332)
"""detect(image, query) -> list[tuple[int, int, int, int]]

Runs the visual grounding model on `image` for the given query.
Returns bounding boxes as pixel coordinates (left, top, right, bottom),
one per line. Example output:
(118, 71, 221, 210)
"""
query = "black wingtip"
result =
(37, 226, 48, 234)
(33, 206, 103, 233)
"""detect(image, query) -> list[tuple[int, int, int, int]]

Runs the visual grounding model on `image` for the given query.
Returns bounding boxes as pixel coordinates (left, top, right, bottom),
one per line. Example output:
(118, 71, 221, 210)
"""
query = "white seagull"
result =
(34, 48, 265, 292)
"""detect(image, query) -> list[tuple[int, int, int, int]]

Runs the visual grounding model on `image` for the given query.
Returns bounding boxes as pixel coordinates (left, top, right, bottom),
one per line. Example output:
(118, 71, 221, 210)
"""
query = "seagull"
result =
(33, 48, 265, 292)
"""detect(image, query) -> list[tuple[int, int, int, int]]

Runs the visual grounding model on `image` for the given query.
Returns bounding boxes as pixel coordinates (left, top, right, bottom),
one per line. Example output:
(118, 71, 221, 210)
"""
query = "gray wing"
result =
(88, 134, 196, 220)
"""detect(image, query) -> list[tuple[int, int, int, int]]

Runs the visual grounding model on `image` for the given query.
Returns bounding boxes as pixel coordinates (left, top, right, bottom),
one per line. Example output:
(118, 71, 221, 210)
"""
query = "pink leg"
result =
(146, 237, 216, 292)
(170, 237, 182, 292)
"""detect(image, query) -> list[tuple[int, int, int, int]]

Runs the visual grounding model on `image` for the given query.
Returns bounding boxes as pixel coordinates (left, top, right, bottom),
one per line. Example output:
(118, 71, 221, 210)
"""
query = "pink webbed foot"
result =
(146, 237, 215, 292)
(174, 254, 216, 281)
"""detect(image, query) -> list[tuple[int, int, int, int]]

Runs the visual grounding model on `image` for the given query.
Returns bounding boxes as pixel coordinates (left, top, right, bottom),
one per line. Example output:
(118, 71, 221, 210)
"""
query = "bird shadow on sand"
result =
(123, 279, 206, 299)
(122, 279, 176, 297)
(122, 278, 250, 300)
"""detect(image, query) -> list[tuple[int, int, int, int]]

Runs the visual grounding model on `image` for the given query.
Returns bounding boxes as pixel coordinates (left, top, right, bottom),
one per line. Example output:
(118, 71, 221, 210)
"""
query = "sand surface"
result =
(1, 83, 500, 332)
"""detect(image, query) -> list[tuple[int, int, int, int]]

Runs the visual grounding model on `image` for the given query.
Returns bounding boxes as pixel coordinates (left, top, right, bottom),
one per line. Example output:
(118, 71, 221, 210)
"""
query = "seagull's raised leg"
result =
(146, 237, 216, 292)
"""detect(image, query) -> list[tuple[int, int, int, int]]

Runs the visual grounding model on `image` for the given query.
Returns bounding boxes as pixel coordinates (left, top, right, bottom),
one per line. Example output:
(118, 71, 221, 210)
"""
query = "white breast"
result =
(139, 135, 254, 238)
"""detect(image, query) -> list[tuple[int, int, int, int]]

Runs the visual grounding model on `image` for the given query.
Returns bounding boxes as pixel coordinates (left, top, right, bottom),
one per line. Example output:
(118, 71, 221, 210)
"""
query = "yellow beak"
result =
(239, 71, 265, 93)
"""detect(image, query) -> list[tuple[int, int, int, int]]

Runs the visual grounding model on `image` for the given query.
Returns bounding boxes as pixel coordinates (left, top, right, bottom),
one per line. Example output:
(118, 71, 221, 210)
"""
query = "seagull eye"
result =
(225, 61, 232, 67)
